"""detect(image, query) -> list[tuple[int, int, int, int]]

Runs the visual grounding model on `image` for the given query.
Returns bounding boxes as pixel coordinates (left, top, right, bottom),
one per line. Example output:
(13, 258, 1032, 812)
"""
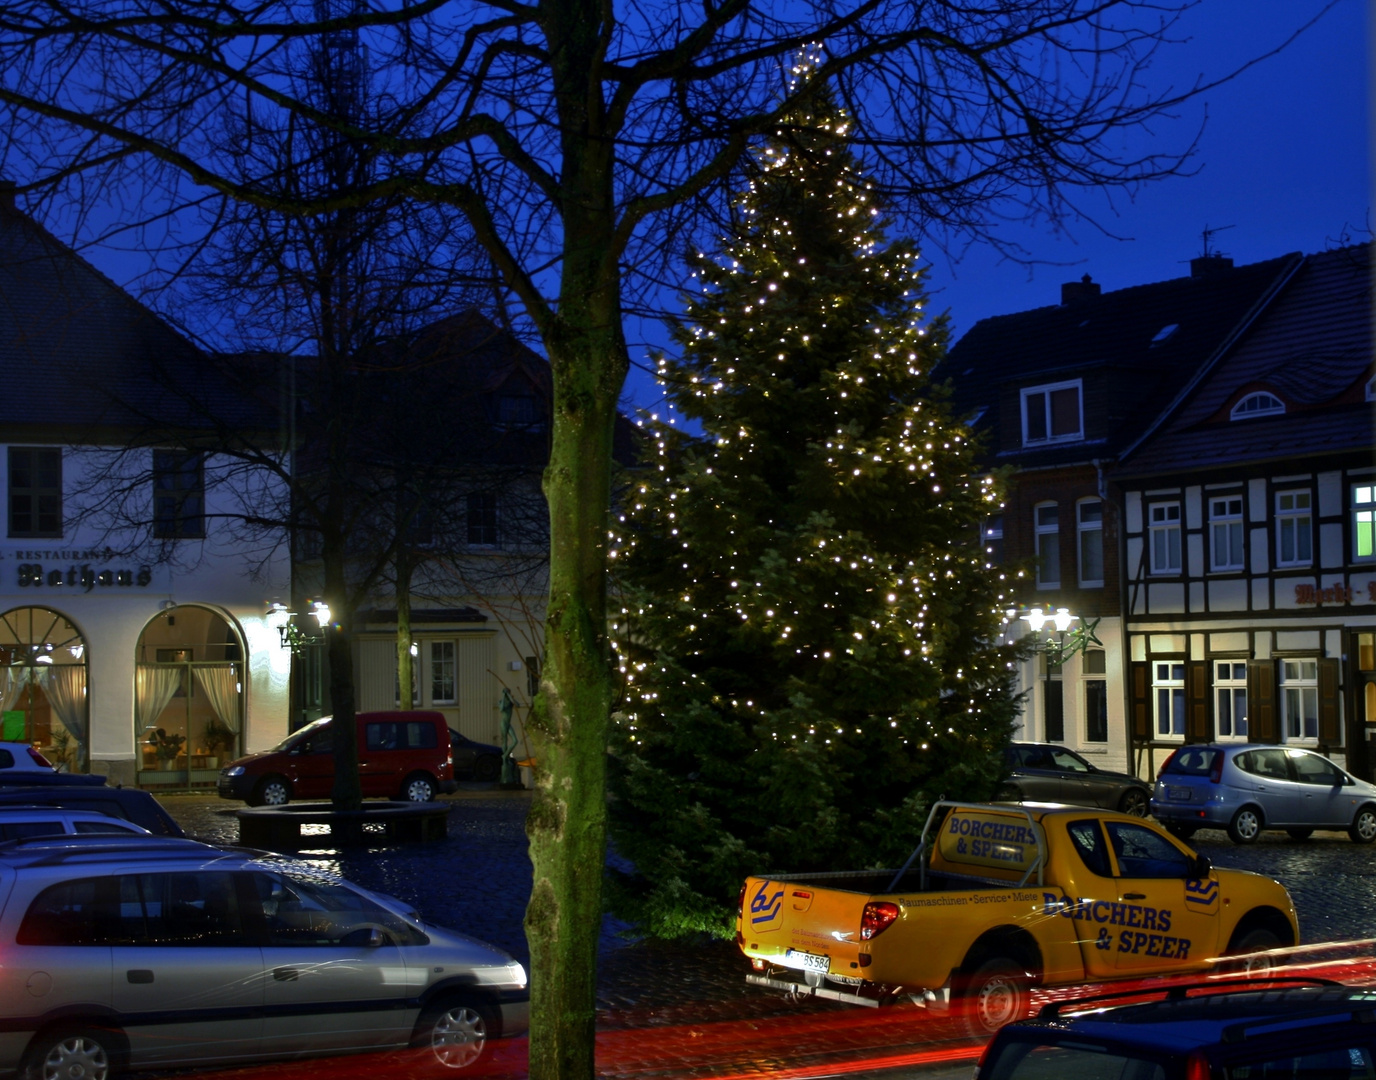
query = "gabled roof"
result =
(1117, 244, 1374, 477)
(0, 199, 256, 438)
(939, 253, 1302, 463)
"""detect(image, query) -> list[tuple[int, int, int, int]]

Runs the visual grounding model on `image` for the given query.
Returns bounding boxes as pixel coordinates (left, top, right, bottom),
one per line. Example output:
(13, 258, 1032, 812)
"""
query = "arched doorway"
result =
(136, 606, 244, 787)
(0, 607, 89, 771)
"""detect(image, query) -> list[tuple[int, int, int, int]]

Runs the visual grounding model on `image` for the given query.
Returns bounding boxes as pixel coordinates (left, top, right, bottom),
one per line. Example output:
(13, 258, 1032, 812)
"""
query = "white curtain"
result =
(135, 664, 183, 737)
(0, 667, 30, 714)
(194, 664, 242, 735)
(44, 666, 88, 762)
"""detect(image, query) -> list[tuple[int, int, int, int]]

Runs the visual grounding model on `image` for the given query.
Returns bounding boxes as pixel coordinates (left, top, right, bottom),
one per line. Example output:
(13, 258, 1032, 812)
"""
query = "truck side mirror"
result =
(1185, 854, 1211, 879)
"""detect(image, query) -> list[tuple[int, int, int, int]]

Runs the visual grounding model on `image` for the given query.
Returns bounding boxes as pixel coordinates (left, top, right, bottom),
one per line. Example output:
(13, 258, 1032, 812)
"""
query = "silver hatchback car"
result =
(0, 834, 528, 1079)
(1151, 743, 1376, 845)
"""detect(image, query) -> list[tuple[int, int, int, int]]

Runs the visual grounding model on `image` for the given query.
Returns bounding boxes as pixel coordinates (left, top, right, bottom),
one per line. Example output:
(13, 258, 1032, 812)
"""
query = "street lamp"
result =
(1003, 606, 1098, 664)
(265, 599, 330, 652)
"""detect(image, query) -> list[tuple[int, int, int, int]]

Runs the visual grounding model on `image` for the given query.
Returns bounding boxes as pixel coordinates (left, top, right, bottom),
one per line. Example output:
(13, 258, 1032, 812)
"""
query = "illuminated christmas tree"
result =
(607, 82, 1021, 938)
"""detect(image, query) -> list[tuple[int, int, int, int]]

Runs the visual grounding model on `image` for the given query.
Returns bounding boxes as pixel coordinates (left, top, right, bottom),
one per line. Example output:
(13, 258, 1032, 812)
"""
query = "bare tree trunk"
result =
(324, 535, 362, 811)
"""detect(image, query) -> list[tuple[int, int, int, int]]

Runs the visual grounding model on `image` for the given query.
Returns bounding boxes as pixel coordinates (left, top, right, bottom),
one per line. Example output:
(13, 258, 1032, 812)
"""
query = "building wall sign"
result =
(10, 550, 153, 591)
(1293, 583, 1376, 606)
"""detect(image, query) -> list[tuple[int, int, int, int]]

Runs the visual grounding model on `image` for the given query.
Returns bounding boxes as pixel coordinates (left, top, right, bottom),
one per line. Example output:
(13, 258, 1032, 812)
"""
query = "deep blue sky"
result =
(628, 0, 1370, 414)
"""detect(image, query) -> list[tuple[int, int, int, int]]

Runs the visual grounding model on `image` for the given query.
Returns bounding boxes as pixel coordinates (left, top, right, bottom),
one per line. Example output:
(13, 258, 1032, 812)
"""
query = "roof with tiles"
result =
(0, 195, 271, 438)
(1116, 244, 1374, 477)
(939, 252, 1303, 465)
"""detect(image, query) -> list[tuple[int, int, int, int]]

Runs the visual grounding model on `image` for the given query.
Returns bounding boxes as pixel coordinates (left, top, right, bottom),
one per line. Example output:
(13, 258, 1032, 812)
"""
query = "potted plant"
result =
(201, 717, 235, 770)
(148, 727, 186, 771)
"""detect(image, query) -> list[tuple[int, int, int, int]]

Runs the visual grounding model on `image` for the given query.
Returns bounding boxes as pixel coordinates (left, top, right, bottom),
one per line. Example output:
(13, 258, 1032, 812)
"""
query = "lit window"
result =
(1035, 503, 1060, 587)
(1354, 484, 1376, 561)
(1154, 662, 1185, 739)
(1021, 380, 1083, 445)
(1149, 503, 1181, 574)
(1215, 662, 1248, 740)
(1275, 490, 1312, 567)
(1280, 660, 1319, 742)
(1230, 392, 1285, 420)
(1077, 500, 1103, 586)
(1209, 496, 1245, 571)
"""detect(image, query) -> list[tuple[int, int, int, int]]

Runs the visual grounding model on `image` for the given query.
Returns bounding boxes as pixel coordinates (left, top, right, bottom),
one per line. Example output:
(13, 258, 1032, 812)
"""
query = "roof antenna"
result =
(1200, 224, 1234, 259)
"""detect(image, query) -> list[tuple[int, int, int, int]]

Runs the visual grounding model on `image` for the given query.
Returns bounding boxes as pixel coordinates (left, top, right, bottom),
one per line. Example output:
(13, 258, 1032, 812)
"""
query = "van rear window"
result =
(1161, 748, 1218, 776)
(365, 721, 438, 751)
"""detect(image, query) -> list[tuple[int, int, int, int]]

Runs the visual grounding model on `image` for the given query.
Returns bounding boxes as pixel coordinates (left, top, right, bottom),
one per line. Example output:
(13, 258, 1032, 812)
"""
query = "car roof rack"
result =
(1221, 998, 1376, 1044)
(1035, 976, 1342, 1020)
(0, 833, 213, 864)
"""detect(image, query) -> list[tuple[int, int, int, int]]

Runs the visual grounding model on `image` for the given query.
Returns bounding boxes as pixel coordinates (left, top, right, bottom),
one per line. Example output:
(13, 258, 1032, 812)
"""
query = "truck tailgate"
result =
(740, 875, 867, 977)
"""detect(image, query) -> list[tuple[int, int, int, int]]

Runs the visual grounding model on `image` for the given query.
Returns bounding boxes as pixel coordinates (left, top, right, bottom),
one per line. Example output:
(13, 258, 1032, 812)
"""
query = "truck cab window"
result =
(1066, 820, 1112, 877)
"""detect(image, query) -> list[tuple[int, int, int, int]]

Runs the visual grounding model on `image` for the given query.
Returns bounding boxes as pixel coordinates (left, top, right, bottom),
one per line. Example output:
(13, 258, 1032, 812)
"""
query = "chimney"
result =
(1061, 273, 1101, 305)
(1190, 253, 1234, 278)
(0, 179, 15, 212)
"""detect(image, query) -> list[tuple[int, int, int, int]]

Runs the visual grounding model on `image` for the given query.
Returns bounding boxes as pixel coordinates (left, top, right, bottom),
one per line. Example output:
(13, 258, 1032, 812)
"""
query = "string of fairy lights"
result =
(610, 55, 1023, 757)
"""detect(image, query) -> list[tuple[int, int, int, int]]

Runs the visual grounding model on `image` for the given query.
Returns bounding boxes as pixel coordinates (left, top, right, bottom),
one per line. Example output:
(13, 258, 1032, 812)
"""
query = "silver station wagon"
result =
(0, 834, 528, 1079)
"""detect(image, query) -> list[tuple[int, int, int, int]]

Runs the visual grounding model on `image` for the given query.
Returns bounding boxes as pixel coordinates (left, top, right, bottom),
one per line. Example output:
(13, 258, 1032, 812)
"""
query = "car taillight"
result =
(1157, 749, 1178, 779)
(1209, 753, 1224, 784)
(27, 747, 53, 769)
(1185, 1051, 1211, 1080)
(860, 901, 899, 940)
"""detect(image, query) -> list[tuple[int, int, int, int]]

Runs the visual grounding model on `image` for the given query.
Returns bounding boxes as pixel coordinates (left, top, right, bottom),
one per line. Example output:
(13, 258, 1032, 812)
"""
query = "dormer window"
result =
(1021, 379, 1083, 446)
(496, 393, 541, 429)
(1150, 323, 1179, 346)
(1230, 391, 1285, 420)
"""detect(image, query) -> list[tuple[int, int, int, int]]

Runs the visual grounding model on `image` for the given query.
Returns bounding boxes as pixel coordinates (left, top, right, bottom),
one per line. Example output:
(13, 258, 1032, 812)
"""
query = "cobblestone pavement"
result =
(155, 792, 1376, 1079)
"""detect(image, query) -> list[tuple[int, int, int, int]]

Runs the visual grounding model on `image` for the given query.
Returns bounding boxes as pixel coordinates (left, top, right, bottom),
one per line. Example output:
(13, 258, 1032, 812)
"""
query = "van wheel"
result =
(402, 773, 437, 803)
(1227, 806, 1263, 844)
(957, 958, 1029, 1040)
(1349, 805, 1376, 844)
(25, 1025, 116, 1080)
(413, 996, 494, 1068)
(250, 776, 291, 807)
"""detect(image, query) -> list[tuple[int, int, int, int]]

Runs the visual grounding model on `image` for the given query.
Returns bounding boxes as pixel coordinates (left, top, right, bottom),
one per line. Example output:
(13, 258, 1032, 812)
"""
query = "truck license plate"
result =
(786, 949, 829, 973)
(1167, 786, 1193, 801)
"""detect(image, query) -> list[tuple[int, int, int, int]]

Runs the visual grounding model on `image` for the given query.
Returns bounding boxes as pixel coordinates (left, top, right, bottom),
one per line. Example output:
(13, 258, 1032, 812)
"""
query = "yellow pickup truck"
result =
(736, 801, 1298, 1037)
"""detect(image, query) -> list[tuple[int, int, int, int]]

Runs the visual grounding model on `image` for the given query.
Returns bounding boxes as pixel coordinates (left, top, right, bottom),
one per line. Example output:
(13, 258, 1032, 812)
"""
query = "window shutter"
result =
(1186, 661, 1210, 743)
(1318, 658, 1341, 745)
(1247, 660, 1278, 744)
(1129, 661, 1150, 741)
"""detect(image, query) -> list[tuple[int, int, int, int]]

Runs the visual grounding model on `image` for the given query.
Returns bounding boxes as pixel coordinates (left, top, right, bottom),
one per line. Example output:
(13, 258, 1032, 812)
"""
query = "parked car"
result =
(0, 807, 149, 840)
(975, 979, 1375, 1079)
(0, 741, 107, 787)
(218, 710, 458, 806)
(0, 832, 528, 1077)
(449, 730, 503, 782)
(0, 785, 185, 836)
(1000, 742, 1152, 816)
(1152, 743, 1376, 844)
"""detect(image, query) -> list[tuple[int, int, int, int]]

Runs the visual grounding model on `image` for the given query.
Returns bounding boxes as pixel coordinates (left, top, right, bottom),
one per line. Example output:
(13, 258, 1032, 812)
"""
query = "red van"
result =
(217, 711, 458, 806)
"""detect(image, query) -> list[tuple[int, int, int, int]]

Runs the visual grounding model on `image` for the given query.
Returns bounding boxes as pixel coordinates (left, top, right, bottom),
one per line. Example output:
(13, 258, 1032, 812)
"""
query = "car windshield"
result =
(270, 717, 331, 753)
(984, 1038, 1166, 1080)
(1162, 747, 1219, 776)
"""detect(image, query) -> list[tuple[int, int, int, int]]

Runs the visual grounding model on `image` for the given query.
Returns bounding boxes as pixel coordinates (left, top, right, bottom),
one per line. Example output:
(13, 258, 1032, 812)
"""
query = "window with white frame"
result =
(1280, 659, 1319, 741)
(1077, 500, 1104, 586)
(982, 514, 1004, 564)
(466, 493, 499, 547)
(1275, 490, 1312, 567)
(1149, 503, 1181, 574)
(1214, 662, 1248, 740)
(1153, 661, 1186, 739)
(430, 641, 456, 705)
(1035, 503, 1060, 587)
(1021, 380, 1083, 445)
(1209, 495, 1245, 571)
(1354, 484, 1376, 561)
(1083, 649, 1108, 742)
(1229, 392, 1285, 420)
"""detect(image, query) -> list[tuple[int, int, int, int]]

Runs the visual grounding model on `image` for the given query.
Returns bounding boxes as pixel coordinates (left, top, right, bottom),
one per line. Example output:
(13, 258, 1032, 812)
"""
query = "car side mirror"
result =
(1185, 854, 1211, 879)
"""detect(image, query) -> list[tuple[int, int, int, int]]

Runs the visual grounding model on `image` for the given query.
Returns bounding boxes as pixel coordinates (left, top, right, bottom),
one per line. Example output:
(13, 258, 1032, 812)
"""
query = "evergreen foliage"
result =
(607, 85, 1024, 939)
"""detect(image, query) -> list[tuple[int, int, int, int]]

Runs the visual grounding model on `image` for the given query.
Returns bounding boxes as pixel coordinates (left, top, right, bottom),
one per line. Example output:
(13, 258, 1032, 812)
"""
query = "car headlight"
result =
(224, 765, 245, 777)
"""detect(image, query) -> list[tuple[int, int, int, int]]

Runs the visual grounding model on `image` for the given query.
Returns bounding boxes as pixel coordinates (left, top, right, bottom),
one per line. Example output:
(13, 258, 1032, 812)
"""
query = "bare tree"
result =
(0, 1, 1333, 1073)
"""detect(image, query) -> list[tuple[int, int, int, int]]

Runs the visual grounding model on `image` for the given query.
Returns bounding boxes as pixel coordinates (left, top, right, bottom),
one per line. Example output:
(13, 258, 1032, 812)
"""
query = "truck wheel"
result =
(958, 958, 1029, 1040)
(1227, 806, 1262, 845)
(1226, 927, 1282, 975)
